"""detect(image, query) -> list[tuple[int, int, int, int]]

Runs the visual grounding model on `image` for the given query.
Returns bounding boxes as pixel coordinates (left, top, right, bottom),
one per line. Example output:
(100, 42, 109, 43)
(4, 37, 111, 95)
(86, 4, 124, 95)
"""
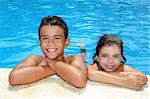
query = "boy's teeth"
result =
(47, 48, 56, 52)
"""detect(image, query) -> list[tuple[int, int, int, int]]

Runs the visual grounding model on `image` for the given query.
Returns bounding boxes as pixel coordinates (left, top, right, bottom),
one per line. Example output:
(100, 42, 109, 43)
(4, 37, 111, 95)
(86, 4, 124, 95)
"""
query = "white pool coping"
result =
(0, 68, 149, 99)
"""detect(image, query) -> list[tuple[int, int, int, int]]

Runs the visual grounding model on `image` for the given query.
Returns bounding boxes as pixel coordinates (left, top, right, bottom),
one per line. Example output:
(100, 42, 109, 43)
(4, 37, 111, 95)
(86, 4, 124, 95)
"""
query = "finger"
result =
(136, 86, 142, 90)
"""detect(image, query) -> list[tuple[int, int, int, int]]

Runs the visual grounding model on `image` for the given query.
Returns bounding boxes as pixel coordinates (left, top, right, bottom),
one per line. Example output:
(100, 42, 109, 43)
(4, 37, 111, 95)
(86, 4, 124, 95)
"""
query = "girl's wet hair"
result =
(93, 34, 126, 70)
(38, 16, 68, 40)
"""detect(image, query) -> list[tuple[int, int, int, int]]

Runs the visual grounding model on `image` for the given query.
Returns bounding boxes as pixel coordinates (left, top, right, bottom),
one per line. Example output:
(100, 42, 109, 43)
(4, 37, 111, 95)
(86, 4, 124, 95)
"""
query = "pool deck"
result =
(0, 68, 149, 99)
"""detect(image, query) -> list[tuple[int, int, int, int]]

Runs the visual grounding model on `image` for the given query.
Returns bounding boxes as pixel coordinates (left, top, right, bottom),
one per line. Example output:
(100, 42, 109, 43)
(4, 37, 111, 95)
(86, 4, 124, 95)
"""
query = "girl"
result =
(88, 34, 148, 90)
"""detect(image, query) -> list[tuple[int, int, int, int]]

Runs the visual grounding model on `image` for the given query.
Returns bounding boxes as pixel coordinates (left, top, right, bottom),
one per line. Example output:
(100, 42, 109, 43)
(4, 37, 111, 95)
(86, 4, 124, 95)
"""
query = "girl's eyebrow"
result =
(99, 52, 108, 54)
(114, 54, 121, 56)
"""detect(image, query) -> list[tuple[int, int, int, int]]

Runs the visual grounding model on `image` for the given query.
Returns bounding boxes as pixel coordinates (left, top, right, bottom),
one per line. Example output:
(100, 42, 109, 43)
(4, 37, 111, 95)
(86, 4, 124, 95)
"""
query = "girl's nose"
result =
(108, 57, 113, 64)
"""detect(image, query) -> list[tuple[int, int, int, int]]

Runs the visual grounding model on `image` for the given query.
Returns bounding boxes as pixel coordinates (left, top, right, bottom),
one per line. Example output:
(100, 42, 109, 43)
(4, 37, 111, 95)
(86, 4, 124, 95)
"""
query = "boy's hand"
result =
(46, 58, 58, 70)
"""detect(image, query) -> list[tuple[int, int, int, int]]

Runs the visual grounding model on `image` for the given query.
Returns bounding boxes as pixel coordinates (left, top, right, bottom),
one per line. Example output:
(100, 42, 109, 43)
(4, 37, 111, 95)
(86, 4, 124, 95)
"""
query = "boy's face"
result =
(97, 44, 122, 72)
(39, 25, 69, 60)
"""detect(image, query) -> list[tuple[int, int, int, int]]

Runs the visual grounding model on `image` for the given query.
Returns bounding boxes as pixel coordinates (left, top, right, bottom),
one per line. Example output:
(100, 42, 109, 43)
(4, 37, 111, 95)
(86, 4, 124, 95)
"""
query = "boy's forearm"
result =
(51, 61, 87, 88)
(9, 66, 55, 85)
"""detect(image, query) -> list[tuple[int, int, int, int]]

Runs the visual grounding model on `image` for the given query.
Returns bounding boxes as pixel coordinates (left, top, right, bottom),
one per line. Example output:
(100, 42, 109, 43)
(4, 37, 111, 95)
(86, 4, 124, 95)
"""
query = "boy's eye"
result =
(42, 37, 47, 40)
(55, 37, 60, 39)
(41, 37, 48, 42)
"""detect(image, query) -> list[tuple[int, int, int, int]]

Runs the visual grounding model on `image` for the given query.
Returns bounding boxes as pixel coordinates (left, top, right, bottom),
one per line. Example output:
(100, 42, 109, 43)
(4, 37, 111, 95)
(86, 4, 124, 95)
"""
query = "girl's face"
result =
(97, 44, 122, 72)
(40, 25, 69, 60)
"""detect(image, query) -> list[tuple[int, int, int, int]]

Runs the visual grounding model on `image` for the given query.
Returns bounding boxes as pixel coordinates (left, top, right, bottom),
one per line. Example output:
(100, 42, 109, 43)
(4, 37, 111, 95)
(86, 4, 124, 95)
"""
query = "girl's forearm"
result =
(88, 70, 147, 90)
(88, 70, 127, 87)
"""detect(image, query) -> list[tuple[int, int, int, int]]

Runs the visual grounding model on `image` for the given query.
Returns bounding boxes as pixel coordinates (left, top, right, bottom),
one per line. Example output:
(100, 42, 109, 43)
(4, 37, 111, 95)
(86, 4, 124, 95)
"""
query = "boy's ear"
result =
(65, 38, 70, 47)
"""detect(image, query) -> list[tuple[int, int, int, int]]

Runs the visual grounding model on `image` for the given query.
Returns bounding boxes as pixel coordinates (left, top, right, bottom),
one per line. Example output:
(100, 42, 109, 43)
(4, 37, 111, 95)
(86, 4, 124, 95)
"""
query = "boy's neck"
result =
(56, 54, 65, 62)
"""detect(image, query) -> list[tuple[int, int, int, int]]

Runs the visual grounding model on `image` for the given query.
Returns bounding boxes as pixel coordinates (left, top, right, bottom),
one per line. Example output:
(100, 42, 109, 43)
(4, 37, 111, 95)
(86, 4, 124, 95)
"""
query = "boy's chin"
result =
(46, 56, 57, 60)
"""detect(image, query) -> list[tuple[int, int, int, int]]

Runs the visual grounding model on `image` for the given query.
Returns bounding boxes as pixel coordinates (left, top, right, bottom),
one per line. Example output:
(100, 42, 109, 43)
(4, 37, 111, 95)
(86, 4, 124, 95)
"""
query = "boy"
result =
(9, 16, 87, 88)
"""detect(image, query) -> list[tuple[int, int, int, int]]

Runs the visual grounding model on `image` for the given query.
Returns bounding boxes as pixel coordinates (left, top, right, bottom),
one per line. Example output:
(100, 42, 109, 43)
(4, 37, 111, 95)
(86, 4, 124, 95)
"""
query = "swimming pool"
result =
(0, 0, 149, 75)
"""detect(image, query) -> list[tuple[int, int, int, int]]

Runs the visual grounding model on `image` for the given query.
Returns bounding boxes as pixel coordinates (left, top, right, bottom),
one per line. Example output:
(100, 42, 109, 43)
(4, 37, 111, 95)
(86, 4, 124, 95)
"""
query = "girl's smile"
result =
(97, 45, 122, 72)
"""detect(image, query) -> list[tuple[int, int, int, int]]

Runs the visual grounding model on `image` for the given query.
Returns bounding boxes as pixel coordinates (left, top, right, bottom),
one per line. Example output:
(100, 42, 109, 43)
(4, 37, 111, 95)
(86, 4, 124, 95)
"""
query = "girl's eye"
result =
(100, 54, 108, 58)
(114, 55, 119, 58)
(114, 55, 121, 58)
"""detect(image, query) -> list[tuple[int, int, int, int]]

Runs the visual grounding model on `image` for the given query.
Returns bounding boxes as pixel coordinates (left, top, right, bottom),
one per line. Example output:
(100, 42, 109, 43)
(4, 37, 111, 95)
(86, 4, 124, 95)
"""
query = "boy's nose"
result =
(47, 40, 54, 46)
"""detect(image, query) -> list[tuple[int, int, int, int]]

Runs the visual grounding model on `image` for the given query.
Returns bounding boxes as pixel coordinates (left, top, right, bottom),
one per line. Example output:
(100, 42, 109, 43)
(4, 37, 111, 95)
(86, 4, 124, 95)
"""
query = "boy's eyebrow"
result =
(99, 53, 121, 55)
(54, 35, 62, 37)
(40, 35, 47, 37)
(40, 35, 63, 37)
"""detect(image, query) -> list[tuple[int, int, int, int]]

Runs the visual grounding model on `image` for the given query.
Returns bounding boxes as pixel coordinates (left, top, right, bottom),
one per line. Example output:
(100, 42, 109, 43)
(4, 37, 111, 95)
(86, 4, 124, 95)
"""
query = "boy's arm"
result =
(88, 65, 146, 90)
(9, 55, 55, 86)
(47, 55, 87, 88)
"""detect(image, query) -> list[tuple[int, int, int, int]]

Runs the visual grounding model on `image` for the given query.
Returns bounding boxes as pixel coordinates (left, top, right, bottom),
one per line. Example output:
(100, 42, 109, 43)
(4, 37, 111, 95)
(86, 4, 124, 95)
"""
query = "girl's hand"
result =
(129, 73, 148, 85)
(124, 73, 147, 90)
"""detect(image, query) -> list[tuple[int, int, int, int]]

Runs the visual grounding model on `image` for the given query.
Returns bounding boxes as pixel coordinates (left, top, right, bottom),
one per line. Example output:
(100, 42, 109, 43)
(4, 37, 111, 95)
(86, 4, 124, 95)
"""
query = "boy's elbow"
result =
(9, 72, 20, 86)
(73, 80, 86, 88)
(72, 75, 87, 88)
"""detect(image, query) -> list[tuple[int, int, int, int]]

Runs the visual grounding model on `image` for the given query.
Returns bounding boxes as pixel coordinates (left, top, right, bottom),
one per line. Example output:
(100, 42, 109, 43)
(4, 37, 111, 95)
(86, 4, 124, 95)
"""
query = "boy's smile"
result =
(46, 48, 57, 52)
(39, 25, 69, 60)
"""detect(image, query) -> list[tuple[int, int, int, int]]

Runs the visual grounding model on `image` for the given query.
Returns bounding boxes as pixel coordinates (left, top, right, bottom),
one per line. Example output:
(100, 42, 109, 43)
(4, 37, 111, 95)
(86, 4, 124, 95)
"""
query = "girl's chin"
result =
(104, 68, 115, 72)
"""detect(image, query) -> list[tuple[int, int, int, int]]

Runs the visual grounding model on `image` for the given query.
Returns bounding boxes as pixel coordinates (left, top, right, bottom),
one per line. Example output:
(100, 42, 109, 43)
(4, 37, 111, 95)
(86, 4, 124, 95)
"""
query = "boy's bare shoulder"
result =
(16, 54, 43, 68)
(24, 54, 42, 62)
(65, 54, 83, 63)
(66, 54, 83, 59)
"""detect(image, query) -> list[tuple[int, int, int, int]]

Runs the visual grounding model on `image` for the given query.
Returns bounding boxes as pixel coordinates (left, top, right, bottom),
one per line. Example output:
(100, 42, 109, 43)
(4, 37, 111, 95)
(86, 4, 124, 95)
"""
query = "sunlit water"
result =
(0, 0, 149, 74)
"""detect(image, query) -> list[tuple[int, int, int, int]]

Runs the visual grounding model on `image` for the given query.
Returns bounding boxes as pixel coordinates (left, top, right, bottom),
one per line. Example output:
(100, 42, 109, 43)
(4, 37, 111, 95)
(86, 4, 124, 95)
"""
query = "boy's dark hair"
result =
(93, 34, 126, 70)
(38, 16, 68, 40)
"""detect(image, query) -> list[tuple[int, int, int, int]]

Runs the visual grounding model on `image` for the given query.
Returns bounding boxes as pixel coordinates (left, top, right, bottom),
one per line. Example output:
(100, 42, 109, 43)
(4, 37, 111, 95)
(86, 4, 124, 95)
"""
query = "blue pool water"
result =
(0, 0, 150, 75)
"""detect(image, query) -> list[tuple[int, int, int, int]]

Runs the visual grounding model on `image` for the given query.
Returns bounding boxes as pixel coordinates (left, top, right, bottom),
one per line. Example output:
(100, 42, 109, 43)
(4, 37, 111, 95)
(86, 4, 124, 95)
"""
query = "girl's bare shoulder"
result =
(89, 63, 98, 70)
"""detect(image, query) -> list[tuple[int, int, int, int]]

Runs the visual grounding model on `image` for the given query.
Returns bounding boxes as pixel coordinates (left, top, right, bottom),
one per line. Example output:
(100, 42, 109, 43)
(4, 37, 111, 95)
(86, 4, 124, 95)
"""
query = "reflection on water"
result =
(0, 0, 149, 74)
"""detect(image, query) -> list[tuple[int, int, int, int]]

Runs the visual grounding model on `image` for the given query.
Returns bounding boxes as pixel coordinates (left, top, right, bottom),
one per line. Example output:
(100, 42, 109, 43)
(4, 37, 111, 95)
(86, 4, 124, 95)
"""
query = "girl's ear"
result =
(96, 55, 99, 62)
(65, 38, 70, 47)
(96, 55, 99, 61)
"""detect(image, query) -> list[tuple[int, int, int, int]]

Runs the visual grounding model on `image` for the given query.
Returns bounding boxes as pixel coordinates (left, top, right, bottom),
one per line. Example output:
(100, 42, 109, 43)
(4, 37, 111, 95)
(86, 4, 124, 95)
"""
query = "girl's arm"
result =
(88, 65, 147, 90)
(9, 55, 55, 86)
(122, 65, 148, 84)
